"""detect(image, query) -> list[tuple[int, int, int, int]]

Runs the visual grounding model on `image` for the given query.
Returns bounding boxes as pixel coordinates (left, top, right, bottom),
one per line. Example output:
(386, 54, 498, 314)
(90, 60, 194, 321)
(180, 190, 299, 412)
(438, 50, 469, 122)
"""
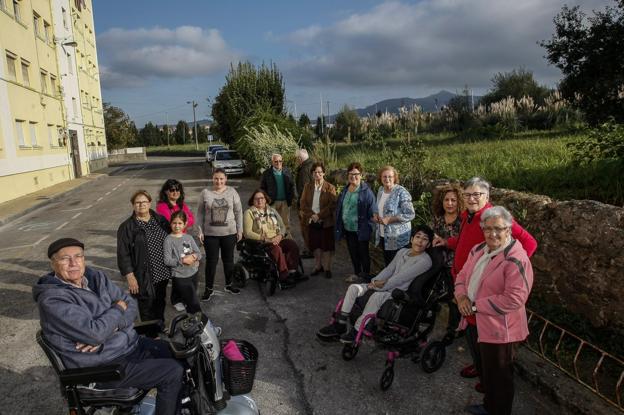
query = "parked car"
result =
(206, 144, 226, 162)
(211, 150, 246, 175)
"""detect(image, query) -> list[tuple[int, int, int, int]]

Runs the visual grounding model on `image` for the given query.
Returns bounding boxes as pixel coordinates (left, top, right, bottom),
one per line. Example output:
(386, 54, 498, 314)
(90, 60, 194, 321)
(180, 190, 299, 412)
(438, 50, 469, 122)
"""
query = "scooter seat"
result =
(76, 384, 146, 405)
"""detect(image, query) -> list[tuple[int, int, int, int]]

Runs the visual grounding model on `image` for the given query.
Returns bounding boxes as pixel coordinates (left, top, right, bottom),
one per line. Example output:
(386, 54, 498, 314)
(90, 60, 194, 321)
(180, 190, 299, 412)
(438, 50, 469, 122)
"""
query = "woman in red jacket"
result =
(456, 206, 534, 415)
(433, 177, 537, 392)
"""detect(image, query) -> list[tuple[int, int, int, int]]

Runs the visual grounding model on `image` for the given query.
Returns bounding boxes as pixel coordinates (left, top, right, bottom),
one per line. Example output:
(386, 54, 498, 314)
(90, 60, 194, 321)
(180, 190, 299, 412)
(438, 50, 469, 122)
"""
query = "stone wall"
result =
(489, 188, 624, 330)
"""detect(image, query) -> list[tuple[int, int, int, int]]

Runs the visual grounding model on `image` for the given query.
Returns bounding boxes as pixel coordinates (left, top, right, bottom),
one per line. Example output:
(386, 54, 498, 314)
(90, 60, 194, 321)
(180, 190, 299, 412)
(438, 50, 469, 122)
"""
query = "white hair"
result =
(480, 206, 513, 228)
(295, 148, 309, 160)
(271, 153, 282, 161)
(464, 176, 491, 194)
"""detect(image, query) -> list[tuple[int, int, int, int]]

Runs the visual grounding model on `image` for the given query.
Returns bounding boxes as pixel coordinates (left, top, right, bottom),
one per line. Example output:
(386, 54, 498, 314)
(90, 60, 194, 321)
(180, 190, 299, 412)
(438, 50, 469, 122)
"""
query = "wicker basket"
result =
(221, 340, 258, 395)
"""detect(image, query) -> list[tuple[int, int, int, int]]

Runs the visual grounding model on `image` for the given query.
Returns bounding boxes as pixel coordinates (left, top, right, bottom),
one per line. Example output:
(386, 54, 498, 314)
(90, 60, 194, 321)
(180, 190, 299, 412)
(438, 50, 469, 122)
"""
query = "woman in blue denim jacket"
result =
(373, 166, 415, 266)
(335, 162, 377, 283)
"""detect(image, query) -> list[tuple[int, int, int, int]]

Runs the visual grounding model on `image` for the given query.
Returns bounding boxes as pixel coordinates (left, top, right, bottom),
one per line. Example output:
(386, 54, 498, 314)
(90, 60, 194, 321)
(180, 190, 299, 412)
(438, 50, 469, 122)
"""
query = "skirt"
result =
(308, 225, 335, 252)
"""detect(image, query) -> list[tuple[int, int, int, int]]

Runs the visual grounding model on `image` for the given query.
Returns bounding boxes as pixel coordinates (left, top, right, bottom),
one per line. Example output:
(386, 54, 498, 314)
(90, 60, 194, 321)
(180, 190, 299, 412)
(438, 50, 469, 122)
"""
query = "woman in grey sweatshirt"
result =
(197, 168, 243, 301)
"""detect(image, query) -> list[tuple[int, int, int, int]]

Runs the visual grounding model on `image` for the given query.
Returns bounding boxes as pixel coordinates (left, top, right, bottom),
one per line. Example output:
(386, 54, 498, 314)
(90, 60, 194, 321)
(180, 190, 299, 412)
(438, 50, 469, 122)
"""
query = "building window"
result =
(43, 21, 51, 44)
(48, 124, 55, 146)
(20, 60, 30, 86)
(49, 75, 57, 96)
(66, 53, 73, 75)
(40, 70, 48, 93)
(33, 12, 40, 37)
(61, 7, 68, 28)
(6, 53, 17, 82)
(29, 122, 38, 146)
(0, 0, 6, 12)
(12, 0, 21, 23)
(72, 97, 77, 115)
(15, 120, 25, 146)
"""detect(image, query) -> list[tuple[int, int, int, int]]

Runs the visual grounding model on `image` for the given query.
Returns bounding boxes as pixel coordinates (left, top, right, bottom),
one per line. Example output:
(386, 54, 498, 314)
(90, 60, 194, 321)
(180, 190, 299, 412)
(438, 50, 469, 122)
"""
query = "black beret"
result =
(47, 238, 84, 258)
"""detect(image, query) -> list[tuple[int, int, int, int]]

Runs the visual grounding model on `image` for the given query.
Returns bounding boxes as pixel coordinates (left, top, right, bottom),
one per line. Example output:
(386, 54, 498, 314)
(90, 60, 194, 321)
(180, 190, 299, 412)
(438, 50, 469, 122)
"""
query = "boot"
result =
(317, 312, 349, 341)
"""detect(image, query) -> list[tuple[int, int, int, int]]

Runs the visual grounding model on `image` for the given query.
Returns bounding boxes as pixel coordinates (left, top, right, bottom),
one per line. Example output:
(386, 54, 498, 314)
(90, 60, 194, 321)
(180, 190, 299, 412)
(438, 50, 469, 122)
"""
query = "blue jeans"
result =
(100, 337, 185, 415)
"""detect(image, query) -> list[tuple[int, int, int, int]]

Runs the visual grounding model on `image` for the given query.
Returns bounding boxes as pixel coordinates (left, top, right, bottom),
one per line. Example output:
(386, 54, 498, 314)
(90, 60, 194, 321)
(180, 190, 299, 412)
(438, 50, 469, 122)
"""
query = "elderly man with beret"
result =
(33, 238, 184, 415)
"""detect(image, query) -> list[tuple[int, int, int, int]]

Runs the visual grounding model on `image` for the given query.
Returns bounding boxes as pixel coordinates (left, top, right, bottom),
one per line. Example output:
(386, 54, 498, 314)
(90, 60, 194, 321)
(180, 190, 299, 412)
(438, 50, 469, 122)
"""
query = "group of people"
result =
(33, 146, 538, 415)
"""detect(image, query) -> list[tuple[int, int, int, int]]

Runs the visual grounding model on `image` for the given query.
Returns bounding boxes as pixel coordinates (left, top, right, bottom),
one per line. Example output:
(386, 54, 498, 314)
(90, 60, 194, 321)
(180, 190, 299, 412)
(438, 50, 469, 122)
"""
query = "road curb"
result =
(514, 346, 619, 414)
(0, 166, 126, 228)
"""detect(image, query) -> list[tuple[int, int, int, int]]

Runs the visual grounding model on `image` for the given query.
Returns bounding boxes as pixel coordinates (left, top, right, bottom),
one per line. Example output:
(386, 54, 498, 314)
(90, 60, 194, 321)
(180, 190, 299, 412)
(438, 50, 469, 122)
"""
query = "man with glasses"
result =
(432, 176, 537, 394)
(260, 153, 296, 234)
(34, 238, 184, 415)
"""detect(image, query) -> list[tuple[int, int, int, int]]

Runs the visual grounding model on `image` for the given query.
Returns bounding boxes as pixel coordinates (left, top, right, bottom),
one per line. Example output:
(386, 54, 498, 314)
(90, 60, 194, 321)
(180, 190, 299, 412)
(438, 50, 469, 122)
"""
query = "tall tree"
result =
(139, 122, 163, 147)
(173, 121, 189, 145)
(480, 68, 551, 107)
(540, 1, 624, 124)
(298, 113, 311, 129)
(103, 102, 138, 149)
(333, 105, 361, 142)
(211, 61, 285, 144)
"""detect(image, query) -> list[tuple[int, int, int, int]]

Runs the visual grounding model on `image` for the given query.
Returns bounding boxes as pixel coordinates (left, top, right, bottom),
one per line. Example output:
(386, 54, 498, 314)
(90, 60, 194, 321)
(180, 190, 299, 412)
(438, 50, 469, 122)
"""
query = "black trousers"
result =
(170, 272, 198, 305)
(137, 279, 168, 322)
(204, 233, 237, 289)
(172, 272, 202, 314)
(379, 237, 399, 266)
(466, 324, 483, 381)
(481, 342, 517, 415)
(101, 337, 184, 415)
(344, 230, 371, 280)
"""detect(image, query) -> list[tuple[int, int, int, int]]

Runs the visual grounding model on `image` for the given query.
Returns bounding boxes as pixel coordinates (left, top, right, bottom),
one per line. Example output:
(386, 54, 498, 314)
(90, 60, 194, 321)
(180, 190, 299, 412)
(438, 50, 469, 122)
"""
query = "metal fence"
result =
(525, 309, 624, 412)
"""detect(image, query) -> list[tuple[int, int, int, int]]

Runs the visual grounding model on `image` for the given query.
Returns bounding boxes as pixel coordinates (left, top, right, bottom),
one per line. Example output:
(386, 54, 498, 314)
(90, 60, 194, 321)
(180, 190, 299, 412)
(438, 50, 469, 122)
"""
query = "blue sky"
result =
(93, 0, 610, 127)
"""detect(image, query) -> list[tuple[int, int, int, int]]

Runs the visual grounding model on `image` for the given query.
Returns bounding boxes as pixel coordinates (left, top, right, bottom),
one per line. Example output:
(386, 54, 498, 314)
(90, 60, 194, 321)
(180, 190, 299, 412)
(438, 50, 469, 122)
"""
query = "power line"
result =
(132, 104, 188, 120)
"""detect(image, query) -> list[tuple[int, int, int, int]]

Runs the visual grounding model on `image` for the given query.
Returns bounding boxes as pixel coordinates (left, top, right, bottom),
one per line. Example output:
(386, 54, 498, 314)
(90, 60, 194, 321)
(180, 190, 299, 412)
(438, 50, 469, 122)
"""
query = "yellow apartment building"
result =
(0, 0, 106, 205)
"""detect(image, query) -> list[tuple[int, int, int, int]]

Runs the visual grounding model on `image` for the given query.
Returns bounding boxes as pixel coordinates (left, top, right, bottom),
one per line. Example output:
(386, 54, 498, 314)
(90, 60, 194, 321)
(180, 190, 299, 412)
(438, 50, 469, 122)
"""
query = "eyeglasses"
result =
(348, 172, 361, 177)
(482, 226, 509, 235)
(313, 170, 324, 174)
(168, 187, 180, 192)
(254, 197, 266, 201)
(273, 159, 283, 164)
(134, 200, 150, 205)
(55, 253, 85, 264)
(381, 175, 394, 179)
(463, 192, 486, 200)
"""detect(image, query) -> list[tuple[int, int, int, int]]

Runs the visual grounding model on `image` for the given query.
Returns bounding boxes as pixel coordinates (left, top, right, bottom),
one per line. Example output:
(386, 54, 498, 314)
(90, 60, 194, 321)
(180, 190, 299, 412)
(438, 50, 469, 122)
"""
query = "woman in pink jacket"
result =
(455, 206, 533, 415)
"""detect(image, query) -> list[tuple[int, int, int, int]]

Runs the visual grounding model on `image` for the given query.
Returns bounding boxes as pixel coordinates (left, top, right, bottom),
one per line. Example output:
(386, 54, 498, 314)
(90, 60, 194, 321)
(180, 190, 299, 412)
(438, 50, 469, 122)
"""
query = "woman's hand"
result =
(311, 214, 320, 222)
(181, 255, 195, 266)
(380, 216, 393, 225)
(198, 233, 204, 244)
(372, 213, 380, 224)
(237, 231, 243, 242)
(457, 295, 473, 316)
(432, 236, 447, 247)
(272, 234, 283, 245)
(368, 280, 386, 289)
(125, 273, 139, 295)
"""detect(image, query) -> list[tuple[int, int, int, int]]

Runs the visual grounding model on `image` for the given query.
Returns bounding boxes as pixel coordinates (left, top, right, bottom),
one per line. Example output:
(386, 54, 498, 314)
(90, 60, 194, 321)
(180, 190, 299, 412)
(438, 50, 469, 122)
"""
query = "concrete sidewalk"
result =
(0, 165, 124, 227)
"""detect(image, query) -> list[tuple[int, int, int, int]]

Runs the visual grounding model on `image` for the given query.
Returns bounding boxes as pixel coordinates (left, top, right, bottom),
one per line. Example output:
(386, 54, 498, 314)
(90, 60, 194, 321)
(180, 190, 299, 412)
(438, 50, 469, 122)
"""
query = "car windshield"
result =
(215, 151, 240, 161)
(209, 146, 225, 153)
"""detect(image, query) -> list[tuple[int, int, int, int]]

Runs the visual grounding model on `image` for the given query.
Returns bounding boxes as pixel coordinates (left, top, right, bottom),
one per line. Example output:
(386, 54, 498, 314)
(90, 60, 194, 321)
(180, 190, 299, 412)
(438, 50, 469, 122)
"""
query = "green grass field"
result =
(330, 130, 623, 205)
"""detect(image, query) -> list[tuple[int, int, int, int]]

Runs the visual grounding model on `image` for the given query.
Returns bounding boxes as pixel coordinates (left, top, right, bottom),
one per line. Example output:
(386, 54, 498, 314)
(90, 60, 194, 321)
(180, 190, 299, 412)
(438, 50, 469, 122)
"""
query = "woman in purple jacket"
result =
(455, 206, 534, 415)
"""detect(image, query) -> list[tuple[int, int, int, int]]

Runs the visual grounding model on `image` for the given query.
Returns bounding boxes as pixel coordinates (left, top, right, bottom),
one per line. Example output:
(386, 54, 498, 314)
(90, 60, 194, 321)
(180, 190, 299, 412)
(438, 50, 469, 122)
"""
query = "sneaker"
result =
(316, 322, 347, 340)
(339, 327, 357, 344)
(465, 403, 488, 414)
(344, 274, 360, 283)
(324, 270, 332, 279)
(173, 302, 186, 312)
(224, 285, 241, 295)
(201, 290, 213, 302)
(291, 271, 309, 282)
(460, 364, 479, 378)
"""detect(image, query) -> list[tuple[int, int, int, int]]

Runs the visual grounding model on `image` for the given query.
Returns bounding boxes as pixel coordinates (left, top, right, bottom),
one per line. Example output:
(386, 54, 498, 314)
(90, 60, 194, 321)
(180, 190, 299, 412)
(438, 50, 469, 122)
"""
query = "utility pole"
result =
(326, 101, 330, 128)
(165, 112, 169, 149)
(320, 92, 324, 137)
(187, 100, 199, 150)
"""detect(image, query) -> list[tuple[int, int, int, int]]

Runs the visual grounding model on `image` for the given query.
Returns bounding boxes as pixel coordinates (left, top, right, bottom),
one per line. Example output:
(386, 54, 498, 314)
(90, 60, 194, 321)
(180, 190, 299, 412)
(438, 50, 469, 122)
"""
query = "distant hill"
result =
(354, 90, 459, 118)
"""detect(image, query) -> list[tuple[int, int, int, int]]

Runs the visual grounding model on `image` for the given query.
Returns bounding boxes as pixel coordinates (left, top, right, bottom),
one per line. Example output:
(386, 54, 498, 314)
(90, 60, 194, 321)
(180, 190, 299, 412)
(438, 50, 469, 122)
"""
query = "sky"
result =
(93, 0, 612, 127)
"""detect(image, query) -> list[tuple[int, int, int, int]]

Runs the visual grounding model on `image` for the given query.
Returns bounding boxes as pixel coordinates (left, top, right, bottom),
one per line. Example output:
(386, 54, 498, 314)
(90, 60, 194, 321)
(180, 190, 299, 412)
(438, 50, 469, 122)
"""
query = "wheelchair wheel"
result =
(260, 274, 277, 297)
(341, 343, 359, 361)
(420, 341, 446, 373)
(232, 263, 249, 288)
(380, 365, 395, 391)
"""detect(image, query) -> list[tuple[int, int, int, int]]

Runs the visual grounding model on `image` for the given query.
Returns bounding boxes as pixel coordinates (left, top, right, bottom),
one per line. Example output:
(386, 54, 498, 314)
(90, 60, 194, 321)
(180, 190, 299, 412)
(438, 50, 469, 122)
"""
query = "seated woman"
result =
(317, 225, 434, 344)
(243, 189, 302, 288)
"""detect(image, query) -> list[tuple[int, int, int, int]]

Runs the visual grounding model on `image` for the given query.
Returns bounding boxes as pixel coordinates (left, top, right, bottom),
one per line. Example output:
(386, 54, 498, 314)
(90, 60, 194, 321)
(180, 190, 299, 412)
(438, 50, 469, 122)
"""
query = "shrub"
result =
(236, 124, 299, 174)
(568, 122, 624, 164)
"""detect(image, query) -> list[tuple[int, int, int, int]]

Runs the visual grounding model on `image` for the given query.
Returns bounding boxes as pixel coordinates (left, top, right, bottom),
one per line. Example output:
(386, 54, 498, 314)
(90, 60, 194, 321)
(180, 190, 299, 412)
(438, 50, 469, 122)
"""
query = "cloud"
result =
(280, 0, 611, 90)
(98, 26, 239, 89)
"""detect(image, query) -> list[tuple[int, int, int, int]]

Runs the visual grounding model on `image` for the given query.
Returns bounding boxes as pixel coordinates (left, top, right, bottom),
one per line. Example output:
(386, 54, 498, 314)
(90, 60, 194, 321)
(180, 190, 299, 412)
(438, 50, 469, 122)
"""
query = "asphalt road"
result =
(0, 157, 557, 414)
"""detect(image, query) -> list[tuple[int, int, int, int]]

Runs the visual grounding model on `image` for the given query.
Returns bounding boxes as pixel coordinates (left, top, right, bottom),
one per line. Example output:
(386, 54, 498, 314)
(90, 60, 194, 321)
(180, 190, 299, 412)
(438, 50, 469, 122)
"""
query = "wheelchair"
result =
(37, 314, 260, 415)
(321, 247, 450, 391)
(232, 238, 305, 296)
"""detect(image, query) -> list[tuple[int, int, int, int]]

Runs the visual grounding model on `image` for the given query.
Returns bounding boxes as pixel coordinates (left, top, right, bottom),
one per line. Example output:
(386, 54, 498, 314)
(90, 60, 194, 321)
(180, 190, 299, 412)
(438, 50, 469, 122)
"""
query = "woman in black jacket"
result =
(117, 190, 171, 321)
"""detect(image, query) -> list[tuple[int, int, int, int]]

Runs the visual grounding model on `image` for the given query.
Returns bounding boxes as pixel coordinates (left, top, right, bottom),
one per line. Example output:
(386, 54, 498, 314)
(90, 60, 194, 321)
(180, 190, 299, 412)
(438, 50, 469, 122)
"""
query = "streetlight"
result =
(186, 100, 198, 150)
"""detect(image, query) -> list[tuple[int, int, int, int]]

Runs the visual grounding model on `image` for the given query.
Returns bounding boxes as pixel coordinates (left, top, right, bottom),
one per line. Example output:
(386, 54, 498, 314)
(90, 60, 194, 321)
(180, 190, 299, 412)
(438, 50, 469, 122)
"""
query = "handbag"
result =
(308, 220, 323, 229)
